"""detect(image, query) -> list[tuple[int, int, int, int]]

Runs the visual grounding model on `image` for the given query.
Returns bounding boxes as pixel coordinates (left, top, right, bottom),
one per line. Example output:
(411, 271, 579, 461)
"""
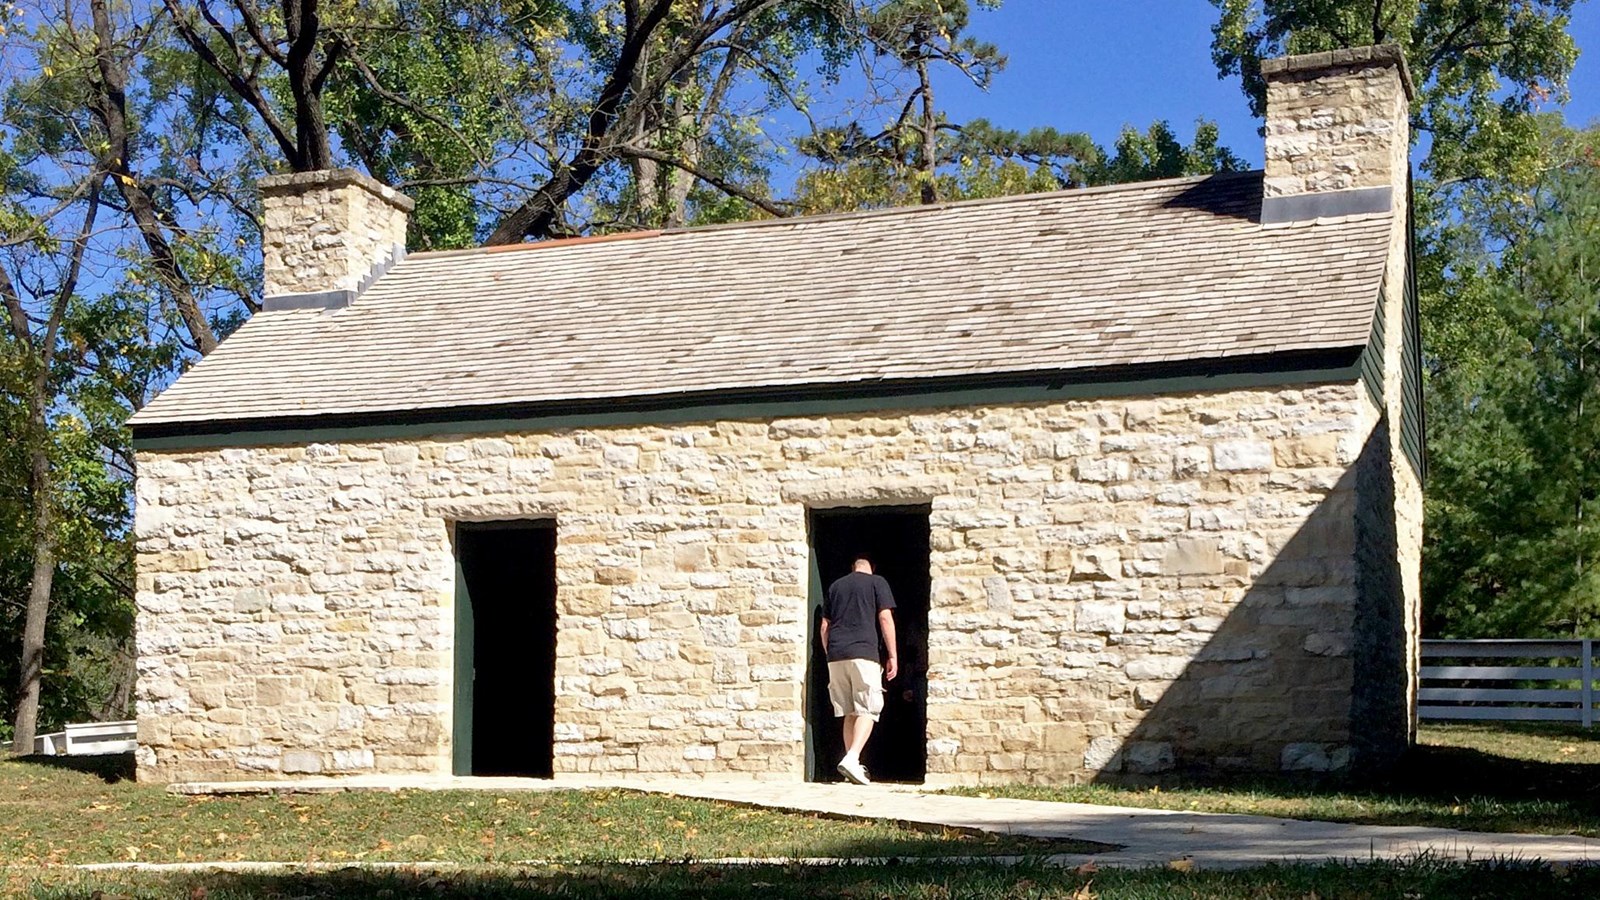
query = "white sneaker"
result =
(837, 758, 871, 785)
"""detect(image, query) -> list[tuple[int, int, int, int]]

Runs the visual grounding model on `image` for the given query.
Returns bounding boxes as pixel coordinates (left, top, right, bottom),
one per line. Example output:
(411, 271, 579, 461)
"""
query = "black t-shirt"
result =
(823, 571, 896, 662)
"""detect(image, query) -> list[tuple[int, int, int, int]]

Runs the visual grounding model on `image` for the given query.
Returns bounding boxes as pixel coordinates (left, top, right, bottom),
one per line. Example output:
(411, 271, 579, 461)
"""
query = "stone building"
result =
(130, 46, 1423, 785)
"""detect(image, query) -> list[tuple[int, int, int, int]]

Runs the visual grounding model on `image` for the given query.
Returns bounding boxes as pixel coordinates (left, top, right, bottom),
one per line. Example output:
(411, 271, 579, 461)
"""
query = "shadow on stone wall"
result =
(1091, 423, 1407, 783)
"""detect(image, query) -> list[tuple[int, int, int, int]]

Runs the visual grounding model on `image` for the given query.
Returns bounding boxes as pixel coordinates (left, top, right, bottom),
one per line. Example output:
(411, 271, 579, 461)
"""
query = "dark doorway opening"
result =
(452, 521, 557, 777)
(806, 505, 931, 784)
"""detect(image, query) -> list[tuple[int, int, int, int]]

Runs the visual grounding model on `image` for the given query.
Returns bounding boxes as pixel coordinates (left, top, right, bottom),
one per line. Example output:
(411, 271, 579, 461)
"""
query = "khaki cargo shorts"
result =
(827, 659, 885, 721)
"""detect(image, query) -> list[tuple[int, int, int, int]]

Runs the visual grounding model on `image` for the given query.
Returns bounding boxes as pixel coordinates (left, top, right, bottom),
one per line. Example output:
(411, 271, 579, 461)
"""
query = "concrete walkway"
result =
(169, 776, 1600, 869)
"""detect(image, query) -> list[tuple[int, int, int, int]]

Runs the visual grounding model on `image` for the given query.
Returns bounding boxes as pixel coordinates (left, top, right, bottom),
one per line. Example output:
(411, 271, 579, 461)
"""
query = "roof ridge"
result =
(405, 170, 1265, 262)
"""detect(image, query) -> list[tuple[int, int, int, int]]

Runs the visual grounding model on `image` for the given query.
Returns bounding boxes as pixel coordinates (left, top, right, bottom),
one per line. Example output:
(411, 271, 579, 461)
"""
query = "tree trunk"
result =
(2, 176, 99, 757)
(284, 0, 336, 170)
(11, 406, 55, 757)
(916, 54, 938, 205)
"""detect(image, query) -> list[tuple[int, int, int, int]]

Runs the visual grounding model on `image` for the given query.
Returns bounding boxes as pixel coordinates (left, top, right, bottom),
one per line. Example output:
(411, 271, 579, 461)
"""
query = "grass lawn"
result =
(0, 755, 1098, 867)
(950, 723, 1600, 837)
(12, 857, 1600, 899)
(7, 724, 1600, 898)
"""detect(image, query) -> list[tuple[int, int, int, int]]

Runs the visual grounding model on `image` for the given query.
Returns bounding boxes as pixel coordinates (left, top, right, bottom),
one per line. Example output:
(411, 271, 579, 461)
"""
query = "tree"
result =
(794, 1, 1242, 214)
(2, 166, 104, 753)
(1208, 1, 1586, 636)
(161, 0, 347, 172)
(1, 0, 178, 748)
(1209, 0, 1577, 190)
(483, 0, 816, 242)
(1423, 130, 1600, 636)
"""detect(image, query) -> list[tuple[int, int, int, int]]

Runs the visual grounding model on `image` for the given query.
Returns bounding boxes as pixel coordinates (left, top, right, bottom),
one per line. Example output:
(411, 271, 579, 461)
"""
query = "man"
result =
(820, 554, 897, 785)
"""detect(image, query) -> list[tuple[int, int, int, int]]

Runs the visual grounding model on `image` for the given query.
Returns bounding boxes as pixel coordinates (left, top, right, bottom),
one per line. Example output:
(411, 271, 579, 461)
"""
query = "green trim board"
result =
(804, 537, 824, 783)
(451, 554, 474, 777)
(1359, 285, 1387, 412)
(1400, 196, 1427, 482)
(132, 352, 1365, 452)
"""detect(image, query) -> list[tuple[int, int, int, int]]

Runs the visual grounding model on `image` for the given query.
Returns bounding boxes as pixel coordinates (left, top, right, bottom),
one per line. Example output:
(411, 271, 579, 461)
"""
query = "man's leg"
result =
(843, 714, 874, 761)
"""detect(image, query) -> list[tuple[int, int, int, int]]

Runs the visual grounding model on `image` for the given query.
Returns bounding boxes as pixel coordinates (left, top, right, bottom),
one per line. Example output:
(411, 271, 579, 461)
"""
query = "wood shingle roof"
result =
(131, 171, 1393, 430)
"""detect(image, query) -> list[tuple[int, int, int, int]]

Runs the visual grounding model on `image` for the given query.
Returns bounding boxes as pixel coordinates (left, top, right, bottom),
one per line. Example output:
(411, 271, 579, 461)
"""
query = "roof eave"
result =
(130, 346, 1367, 447)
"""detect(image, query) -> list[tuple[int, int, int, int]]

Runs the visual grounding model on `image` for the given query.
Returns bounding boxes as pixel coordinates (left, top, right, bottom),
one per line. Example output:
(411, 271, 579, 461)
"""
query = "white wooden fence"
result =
(1419, 639, 1596, 727)
(26, 720, 137, 756)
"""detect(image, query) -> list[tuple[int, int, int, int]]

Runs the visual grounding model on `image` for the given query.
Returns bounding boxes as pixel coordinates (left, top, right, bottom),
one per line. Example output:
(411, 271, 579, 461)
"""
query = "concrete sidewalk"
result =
(170, 776, 1600, 869)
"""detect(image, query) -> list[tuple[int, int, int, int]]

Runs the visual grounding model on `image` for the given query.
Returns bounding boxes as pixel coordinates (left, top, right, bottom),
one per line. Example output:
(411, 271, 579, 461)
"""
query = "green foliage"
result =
(1080, 120, 1247, 186)
(0, 288, 140, 739)
(1424, 134, 1600, 636)
(794, 116, 1244, 213)
(322, 0, 545, 250)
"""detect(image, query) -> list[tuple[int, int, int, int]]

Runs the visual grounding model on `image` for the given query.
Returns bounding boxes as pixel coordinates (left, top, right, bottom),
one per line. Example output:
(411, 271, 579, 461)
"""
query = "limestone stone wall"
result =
(1262, 47, 1412, 198)
(259, 169, 412, 299)
(135, 383, 1383, 784)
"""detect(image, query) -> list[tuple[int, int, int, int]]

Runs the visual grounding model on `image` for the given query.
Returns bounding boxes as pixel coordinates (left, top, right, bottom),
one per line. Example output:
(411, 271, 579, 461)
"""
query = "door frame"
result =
(449, 518, 557, 777)
(803, 504, 932, 783)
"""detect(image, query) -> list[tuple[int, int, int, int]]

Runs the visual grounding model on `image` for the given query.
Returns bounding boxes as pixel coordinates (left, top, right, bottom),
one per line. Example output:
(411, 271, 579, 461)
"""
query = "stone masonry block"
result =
(1213, 441, 1274, 472)
(1164, 538, 1223, 576)
(282, 750, 324, 774)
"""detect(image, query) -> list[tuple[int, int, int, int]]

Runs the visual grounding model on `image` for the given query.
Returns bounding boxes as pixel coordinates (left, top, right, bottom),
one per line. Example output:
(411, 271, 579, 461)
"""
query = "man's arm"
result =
(878, 609, 898, 681)
(819, 617, 830, 654)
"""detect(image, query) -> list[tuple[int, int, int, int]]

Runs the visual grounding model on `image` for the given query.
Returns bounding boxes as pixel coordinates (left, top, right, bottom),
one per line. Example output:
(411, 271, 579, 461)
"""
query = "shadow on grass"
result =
(26, 858, 1600, 900)
(1074, 722, 1600, 835)
(15, 751, 134, 784)
(1394, 739, 1600, 802)
(1243, 726, 1600, 809)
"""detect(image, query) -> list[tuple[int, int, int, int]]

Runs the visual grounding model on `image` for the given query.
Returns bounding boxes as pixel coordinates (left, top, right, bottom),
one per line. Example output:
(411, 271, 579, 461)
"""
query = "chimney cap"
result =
(259, 167, 415, 214)
(1260, 44, 1416, 102)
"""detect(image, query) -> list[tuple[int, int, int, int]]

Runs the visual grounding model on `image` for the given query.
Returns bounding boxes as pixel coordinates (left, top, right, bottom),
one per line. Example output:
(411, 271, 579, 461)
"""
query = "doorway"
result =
(806, 505, 931, 783)
(452, 521, 557, 777)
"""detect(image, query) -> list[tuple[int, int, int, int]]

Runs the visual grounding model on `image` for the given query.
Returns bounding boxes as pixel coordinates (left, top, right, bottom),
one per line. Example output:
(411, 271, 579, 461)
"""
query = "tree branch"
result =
(96, 0, 220, 353)
(485, 0, 784, 244)
(161, 0, 300, 164)
(230, 0, 287, 66)
(342, 44, 486, 166)
(620, 144, 791, 218)
(1426, 13, 1487, 72)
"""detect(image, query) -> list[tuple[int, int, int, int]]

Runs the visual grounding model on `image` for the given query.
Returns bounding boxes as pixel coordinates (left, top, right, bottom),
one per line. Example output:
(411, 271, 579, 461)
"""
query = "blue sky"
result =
(875, 0, 1600, 170)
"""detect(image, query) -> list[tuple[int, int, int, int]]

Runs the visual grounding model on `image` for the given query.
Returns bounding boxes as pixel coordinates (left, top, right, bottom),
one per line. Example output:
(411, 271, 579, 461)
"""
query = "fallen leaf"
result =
(1074, 862, 1099, 876)
(1168, 857, 1195, 872)
(190, 886, 208, 900)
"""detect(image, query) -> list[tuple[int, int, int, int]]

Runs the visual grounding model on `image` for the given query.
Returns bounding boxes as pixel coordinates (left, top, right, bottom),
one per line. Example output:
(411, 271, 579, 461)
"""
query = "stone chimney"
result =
(1259, 45, 1415, 225)
(258, 169, 413, 311)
